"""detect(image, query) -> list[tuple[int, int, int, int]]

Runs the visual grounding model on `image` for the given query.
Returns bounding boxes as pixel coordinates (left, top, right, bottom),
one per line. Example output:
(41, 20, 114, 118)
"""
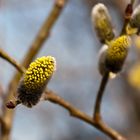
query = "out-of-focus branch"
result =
(43, 89, 127, 140)
(93, 71, 109, 121)
(0, 48, 25, 73)
(1, 1, 68, 140)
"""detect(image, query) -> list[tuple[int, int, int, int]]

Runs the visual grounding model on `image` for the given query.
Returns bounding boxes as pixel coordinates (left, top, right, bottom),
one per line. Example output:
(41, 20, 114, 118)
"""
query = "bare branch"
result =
(1, 0, 68, 140)
(0, 48, 25, 73)
(5, 87, 127, 140)
(43, 89, 127, 140)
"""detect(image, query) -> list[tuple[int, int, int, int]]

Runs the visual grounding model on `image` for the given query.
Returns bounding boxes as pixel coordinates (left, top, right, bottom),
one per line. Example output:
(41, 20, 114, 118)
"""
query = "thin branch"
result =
(0, 48, 25, 73)
(6, 88, 127, 140)
(1, 0, 68, 140)
(93, 71, 109, 121)
(43, 89, 126, 140)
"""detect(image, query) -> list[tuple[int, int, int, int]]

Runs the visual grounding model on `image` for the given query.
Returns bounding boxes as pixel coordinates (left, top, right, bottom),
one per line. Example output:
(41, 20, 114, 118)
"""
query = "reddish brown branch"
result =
(43, 89, 127, 140)
(5, 88, 127, 140)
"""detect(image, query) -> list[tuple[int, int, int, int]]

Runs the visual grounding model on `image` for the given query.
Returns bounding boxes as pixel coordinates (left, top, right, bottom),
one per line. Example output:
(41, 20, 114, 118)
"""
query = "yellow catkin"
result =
(24, 56, 56, 89)
(105, 35, 131, 73)
(17, 56, 56, 107)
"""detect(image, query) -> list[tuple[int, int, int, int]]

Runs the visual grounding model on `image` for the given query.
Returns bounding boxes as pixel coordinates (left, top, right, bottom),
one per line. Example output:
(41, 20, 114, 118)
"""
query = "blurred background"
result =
(0, 0, 140, 140)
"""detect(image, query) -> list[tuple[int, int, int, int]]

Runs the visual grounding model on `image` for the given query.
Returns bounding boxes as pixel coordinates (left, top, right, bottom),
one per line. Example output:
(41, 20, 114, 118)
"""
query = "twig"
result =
(43, 89, 127, 140)
(93, 71, 109, 121)
(1, 0, 68, 140)
(0, 48, 25, 73)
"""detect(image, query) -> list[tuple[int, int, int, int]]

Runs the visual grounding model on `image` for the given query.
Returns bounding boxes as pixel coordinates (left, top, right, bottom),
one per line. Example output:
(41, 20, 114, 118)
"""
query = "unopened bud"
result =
(91, 3, 115, 43)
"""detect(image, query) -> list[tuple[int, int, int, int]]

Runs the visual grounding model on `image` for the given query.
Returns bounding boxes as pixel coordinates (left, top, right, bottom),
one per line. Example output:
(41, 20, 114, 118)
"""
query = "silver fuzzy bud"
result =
(91, 3, 115, 43)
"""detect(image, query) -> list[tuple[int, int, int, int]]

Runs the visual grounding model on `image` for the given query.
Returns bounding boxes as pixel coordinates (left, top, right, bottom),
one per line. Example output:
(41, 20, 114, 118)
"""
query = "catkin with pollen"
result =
(105, 35, 131, 73)
(17, 56, 56, 107)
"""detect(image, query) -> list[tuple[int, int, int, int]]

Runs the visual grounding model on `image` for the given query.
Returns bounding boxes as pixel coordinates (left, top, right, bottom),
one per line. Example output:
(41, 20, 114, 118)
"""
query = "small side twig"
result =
(0, 48, 25, 73)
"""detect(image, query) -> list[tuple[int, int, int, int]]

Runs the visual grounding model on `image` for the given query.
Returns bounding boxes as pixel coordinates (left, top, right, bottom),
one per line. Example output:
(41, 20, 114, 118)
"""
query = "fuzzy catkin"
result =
(17, 56, 56, 107)
(105, 35, 131, 73)
(91, 3, 115, 43)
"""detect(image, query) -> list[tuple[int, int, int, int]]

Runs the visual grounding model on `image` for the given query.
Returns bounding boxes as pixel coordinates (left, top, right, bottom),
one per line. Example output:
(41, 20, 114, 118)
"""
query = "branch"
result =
(5, 86, 127, 140)
(0, 48, 25, 73)
(1, 0, 68, 140)
(43, 89, 127, 140)
(93, 71, 109, 121)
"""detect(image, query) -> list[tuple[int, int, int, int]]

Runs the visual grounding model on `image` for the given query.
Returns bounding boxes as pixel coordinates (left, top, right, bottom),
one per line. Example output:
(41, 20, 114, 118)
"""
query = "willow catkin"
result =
(105, 35, 131, 73)
(17, 56, 56, 107)
(91, 3, 115, 43)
